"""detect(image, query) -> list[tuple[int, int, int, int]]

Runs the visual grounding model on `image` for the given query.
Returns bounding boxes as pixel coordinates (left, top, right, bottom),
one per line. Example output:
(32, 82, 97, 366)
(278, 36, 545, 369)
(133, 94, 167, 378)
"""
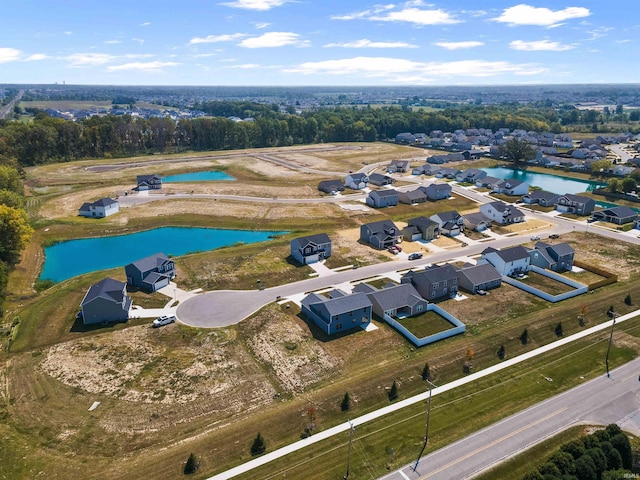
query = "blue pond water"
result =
(40, 226, 284, 283)
(163, 171, 236, 182)
(480, 167, 607, 195)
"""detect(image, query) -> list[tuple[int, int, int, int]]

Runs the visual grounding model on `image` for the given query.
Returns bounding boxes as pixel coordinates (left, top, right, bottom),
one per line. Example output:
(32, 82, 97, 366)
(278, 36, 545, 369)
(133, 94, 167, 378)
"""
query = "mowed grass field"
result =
(3, 144, 640, 479)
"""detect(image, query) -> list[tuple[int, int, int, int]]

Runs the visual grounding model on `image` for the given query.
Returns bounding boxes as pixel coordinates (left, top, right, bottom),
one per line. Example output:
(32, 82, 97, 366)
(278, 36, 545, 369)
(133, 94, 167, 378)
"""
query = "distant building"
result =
(78, 198, 119, 218)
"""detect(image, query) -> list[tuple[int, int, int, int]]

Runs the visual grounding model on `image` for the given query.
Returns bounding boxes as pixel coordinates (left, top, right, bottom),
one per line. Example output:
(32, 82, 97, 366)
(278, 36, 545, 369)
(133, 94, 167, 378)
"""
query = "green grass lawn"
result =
(398, 311, 455, 338)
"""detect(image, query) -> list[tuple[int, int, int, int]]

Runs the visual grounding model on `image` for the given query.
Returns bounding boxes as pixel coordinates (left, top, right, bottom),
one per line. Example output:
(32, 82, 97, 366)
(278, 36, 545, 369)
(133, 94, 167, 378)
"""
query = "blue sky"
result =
(1, 0, 636, 86)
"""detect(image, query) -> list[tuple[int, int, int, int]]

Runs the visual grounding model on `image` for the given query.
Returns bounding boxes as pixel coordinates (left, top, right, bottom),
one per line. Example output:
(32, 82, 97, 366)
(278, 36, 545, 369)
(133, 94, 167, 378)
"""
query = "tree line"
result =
(0, 103, 568, 166)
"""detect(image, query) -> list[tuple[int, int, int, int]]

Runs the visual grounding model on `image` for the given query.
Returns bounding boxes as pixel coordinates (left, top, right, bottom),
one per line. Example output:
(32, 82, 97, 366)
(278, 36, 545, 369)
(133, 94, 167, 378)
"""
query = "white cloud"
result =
(286, 56, 544, 79)
(492, 4, 591, 27)
(219, 0, 292, 11)
(509, 39, 575, 51)
(132, 38, 145, 45)
(224, 63, 261, 69)
(190, 33, 246, 44)
(324, 39, 418, 48)
(140, 22, 151, 26)
(24, 53, 48, 61)
(434, 41, 484, 50)
(0, 47, 21, 63)
(65, 53, 116, 66)
(107, 61, 180, 72)
(334, 3, 459, 26)
(239, 32, 308, 48)
(63, 31, 72, 35)
(104, 40, 123, 44)
(254, 22, 271, 29)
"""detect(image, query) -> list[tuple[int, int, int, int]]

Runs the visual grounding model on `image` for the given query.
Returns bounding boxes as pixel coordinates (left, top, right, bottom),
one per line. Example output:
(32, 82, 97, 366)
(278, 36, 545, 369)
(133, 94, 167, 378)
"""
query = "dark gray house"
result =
(421, 183, 452, 200)
(591, 206, 638, 225)
(300, 290, 372, 335)
(522, 190, 560, 207)
(387, 159, 411, 173)
(530, 242, 575, 272)
(366, 189, 399, 208)
(398, 188, 428, 205)
(318, 179, 345, 194)
(457, 263, 502, 294)
(555, 194, 596, 216)
(80, 278, 132, 324)
(463, 212, 492, 232)
(367, 283, 429, 319)
(401, 264, 459, 301)
(290, 233, 332, 264)
(360, 220, 402, 249)
(136, 174, 162, 190)
(368, 173, 395, 186)
(125, 252, 176, 292)
(403, 216, 440, 241)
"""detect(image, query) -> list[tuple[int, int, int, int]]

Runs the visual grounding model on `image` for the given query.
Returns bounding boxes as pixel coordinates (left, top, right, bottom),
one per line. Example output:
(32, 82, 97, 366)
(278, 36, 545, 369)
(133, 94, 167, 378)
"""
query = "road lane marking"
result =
(419, 407, 568, 479)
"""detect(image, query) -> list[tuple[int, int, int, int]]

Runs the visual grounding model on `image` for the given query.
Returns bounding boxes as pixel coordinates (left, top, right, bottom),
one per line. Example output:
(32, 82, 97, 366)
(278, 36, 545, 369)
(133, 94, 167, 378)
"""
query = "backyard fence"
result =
(384, 303, 465, 347)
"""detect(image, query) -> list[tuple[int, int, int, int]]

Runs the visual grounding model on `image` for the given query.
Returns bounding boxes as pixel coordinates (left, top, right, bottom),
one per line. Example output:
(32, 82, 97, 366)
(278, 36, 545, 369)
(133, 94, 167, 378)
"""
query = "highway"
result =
(0, 89, 24, 119)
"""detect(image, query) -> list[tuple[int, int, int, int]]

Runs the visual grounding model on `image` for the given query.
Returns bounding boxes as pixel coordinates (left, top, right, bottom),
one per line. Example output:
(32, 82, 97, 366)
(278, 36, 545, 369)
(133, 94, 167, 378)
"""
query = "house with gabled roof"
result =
(401, 264, 459, 301)
(300, 290, 372, 335)
(345, 172, 369, 190)
(492, 179, 529, 196)
(475, 176, 503, 189)
(421, 183, 452, 200)
(555, 194, 596, 216)
(80, 278, 132, 324)
(78, 197, 119, 218)
(522, 190, 560, 207)
(125, 252, 176, 292)
(366, 189, 399, 208)
(435, 167, 461, 179)
(480, 246, 531, 276)
(290, 233, 332, 264)
(529, 241, 575, 272)
(430, 210, 464, 236)
(403, 216, 440, 241)
(457, 263, 502, 294)
(591, 206, 638, 225)
(368, 173, 395, 186)
(480, 201, 525, 225)
(398, 188, 428, 205)
(387, 159, 411, 173)
(318, 179, 345, 194)
(456, 168, 487, 184)
(463, 212, 492, 232)
(360, 220, 402, 249)
(136, 174, 162, 190)
(366, 283, 428, 318)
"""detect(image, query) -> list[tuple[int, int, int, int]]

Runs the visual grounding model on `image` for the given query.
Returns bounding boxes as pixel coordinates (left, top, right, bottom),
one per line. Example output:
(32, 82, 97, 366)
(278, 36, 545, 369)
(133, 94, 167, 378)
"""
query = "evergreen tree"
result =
(555, 322, 564, 337)
(421, 363, 431, 381)
(251, 432, 266, 456)
(388, 380, 398, 401)
(183, 453, 200, 475)
(610, 433, 632, 470)
(624, 294, 632, 306)
(520, 328, 529, 345)
(341, 392, 351, 412)
(497, 344, 506, 360)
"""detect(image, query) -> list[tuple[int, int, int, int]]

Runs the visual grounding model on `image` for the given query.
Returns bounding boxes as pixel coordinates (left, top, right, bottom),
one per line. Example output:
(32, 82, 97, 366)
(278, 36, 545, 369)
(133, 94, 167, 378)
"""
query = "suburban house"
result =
(401, 264, 459, 301)
(422, 165, 442, 176)
(366, 283, 429, 319)
(80, 278, 132, 325)
(125, 252, 176, 292)
(395, 132, 416, 144)
(463, 212, 492, 232)
(368, 173, 395, 186)
(318, 179, 345, 194)
(522, 190, 560, 207)
(555, 194, 596, 216)
(360, 220, 402, 249)
(634, 217, 640, 230)
(492, 179, 529, 196)
(430, 210, 464, 236)
(290, 233, 332, 264)
(387, 159, 411, 173)
(456, 263, 502, 294)
(136, 174, 162, 190)
(591, 206, 638, 225)
(398, 188, 428, 205)
(421, 183, 452, 201)
(427, 153, 466, 164)
(529, 242, 575, 272)
(366, 189, 399, 208)
(455, 169, 487, 184)
(345, 172, 369, 190)
(479, 201, 525, 225)
(78, 197, 119, 218)
(435, 167, 461, 179)
(480, 246, 531, 276)
(476, 176, 503, 189)
(412, 165, 430, 176)
(403, 216, 440, 241)
(300, 290, 372, 335)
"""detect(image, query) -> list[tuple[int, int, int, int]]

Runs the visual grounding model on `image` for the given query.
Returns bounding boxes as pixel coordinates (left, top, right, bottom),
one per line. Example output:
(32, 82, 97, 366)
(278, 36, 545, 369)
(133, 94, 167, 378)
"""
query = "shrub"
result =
(251, 432, 266, 456)
(183, 453, 199, 475)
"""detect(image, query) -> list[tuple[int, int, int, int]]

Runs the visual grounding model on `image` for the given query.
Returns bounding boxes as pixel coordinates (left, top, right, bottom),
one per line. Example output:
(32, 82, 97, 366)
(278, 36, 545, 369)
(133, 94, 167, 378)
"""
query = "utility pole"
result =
(343, 421, 355, 480)
(606, 312, 617, 378)
(413, 380, 437, 472)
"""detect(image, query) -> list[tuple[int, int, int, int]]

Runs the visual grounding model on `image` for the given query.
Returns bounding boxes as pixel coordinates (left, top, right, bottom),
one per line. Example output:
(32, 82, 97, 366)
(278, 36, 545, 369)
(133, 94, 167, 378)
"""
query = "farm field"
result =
(3, 143, 640, 479)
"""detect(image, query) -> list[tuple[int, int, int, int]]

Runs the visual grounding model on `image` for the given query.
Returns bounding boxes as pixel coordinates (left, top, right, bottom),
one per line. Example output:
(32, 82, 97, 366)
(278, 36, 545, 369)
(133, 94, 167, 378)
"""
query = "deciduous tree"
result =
(0, 205, 33, 263)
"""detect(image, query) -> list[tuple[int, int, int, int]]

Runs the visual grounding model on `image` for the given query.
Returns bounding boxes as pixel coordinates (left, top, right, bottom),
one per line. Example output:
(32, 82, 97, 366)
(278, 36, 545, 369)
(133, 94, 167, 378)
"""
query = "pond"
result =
(163, 171, 236, 182)
(40, 226, 285, 283)
(480, 167, 606, 195)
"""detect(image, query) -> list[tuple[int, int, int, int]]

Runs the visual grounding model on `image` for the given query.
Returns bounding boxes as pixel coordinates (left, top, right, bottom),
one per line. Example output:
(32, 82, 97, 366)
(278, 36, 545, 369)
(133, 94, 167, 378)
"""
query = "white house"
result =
(479, 201, 525, 225)
(480, 246, 531, 276)
(78, 198, 120, 218)
(345, 172, 369, 190)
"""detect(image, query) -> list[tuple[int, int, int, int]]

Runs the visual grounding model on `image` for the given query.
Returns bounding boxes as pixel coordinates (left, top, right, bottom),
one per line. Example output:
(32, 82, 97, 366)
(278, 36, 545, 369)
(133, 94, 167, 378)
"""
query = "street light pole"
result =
(413, 380, 437, 472)
(343, 421, 355, 480)
(606, 312, 617, 378)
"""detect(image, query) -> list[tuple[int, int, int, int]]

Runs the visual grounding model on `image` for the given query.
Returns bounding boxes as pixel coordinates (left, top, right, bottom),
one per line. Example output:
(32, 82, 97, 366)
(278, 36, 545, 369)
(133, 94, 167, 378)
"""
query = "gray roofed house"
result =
(318, 179, 345, 194)
(135, 174, 162, 190)
(529, 241, 575, 272)
(125, 252, 176, 292)
(403, 216, 440, 241)
(398, 188, 428, 205)
(78, 197, 119, 218)
(367, 283, 428, 318)
(455, 168, 487, 183)
(521, 190, 560, 207)
(422, 165, 442, 176)
(435, 167, 462, 179)
(290, 233, 332, 264)
(366, 188, 399, 208)
(421, 183, 452, 200)
(591, 206, 638, 225)
(80, 278, 132, 324)
(430, 210, 464, 228)
(360, 219, 402, 249)
(479, 201, 525, 225)
(368, 173, 395, 186)
(401, 264, 459, 301)
(555, 193, 596, 215)
(480, 245, 531, 276)
(491, 179, 529, 196)
(300, 290, 372, 335)
(475, 176, 502, 189)
(457, 263, 502, 294)
(463, 212, 492, 232)
(387, 159, 411, 173)
(345, 172, 369, 190)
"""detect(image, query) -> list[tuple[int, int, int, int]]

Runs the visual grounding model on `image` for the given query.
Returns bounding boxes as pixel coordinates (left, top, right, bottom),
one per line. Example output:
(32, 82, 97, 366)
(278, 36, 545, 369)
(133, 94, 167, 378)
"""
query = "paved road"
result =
(0, 89, 24, 119)
(381, 355, 640, 480)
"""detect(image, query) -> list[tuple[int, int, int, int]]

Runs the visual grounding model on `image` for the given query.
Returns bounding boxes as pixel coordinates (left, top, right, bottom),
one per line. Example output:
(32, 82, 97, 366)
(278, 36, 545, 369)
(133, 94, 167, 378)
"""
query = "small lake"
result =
(163, 171, 236, 182)
(480, 167, 607, 195)
(40, 227, 284, 283)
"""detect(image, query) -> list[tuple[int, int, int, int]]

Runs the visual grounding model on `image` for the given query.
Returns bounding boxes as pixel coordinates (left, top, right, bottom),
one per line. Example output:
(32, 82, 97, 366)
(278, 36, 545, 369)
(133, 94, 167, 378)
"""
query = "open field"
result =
(4, 144, 640, 479)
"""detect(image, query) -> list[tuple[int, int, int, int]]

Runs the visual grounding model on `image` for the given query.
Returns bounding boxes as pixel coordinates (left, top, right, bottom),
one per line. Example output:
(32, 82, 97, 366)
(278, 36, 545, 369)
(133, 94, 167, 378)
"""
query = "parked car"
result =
(153, 315, 176, 328)
(387, 245, 399, 254)
(477, 289, 488, 296)
(530, 235, 540, 241)
(408, 252, 423, 260)
(549, 234, 560, 239)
